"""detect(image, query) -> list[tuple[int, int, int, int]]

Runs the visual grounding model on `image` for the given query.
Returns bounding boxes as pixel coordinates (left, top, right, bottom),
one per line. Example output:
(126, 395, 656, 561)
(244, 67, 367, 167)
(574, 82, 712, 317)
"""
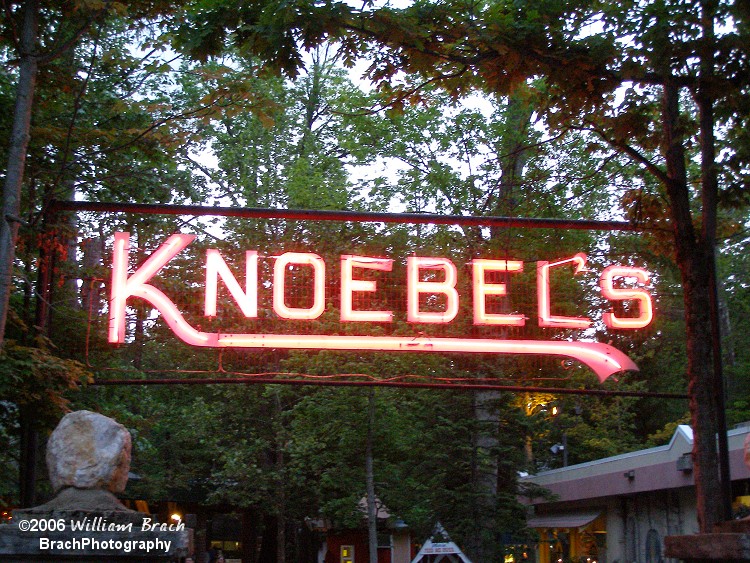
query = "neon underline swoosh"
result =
(146, 302, 635, 382)
(217, 334, 635, 383)
(118, 287, 637, 382)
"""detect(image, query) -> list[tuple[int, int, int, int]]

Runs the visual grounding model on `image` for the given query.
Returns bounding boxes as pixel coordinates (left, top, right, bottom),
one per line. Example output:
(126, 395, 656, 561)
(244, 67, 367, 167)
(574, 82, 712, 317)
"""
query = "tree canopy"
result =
(170, 0, 750, 532)
(0, 1, 748, 560)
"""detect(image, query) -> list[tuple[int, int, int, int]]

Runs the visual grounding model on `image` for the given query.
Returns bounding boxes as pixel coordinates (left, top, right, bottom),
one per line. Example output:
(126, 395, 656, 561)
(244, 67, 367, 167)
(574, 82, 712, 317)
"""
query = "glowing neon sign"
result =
(472, 259, 525, 326)
(108, 232, 654, 382)
(341, 255, 394, 322)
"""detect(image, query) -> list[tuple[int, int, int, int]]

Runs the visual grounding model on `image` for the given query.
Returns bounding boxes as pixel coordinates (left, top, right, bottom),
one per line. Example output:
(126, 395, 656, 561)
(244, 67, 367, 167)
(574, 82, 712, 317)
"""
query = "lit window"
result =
(341, 544, 354, 563)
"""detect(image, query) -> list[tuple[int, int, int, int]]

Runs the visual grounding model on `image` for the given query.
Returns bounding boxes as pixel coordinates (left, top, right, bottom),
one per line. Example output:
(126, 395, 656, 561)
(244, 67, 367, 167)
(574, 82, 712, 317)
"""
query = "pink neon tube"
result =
(205, 250, 258, 317)
(340, 255, 393, 322)
(109, 234, 639, 382)
(407, 256, 459, 323)
(471, 259, 525, 326)
(537, 253, 593, 329)
(109, 232, 196, 343)
(273, 252, 326, 320)
(600, 265, 654, 329)
(113, 290, 636, 381)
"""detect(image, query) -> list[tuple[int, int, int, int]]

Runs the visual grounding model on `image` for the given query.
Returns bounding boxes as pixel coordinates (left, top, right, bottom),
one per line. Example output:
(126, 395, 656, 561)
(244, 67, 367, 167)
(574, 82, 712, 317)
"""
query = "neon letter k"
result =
(109, 232, 195, 343)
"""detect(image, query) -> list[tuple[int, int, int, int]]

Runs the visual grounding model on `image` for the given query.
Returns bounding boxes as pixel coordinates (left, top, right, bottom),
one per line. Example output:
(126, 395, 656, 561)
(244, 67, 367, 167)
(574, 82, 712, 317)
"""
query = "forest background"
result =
(0, 0, 748, 562)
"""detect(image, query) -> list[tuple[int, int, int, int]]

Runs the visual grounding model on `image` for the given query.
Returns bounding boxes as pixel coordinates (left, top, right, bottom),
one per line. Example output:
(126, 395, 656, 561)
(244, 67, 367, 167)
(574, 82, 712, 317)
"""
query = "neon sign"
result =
(108, 232, 654, 382)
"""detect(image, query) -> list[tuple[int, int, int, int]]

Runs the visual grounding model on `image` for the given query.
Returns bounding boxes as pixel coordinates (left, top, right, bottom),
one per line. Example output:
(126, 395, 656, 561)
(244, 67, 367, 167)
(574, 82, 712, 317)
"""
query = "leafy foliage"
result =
(1, 0, 749, 558)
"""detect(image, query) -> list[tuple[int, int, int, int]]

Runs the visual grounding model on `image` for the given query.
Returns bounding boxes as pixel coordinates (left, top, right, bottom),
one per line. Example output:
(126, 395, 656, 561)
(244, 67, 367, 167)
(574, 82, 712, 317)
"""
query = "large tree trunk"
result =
(696, 0, 732, 523)
(467, 91, 535, 561)
(4, 0, 41, 509)
(0, 0, 39, 347)
(661, 70, 723, 532)
(469, 390, 500, 561)
(681, 247, 723, 531)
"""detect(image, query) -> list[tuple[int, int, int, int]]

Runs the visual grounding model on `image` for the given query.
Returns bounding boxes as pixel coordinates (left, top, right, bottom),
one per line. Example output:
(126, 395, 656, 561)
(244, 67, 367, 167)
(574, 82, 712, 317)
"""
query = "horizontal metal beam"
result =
(50, 200, 643, 232)
(91, 376, 687, 399)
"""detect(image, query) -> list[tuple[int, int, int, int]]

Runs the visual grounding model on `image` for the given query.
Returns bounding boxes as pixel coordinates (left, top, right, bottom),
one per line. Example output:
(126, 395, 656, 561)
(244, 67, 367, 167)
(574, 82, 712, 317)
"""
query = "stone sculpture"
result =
(0, 410, 191, 561)
(23, 410, 136, 515)
(47, 410, 131, 494)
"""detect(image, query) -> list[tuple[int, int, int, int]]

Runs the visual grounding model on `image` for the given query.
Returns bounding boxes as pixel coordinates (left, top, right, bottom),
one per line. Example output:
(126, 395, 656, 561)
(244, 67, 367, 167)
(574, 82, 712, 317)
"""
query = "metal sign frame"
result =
(48, 200, 685, 399)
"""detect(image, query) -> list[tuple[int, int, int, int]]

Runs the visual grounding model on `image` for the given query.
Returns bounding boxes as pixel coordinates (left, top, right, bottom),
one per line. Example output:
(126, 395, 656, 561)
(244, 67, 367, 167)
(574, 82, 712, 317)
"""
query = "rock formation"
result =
(47, 410, 132, 494)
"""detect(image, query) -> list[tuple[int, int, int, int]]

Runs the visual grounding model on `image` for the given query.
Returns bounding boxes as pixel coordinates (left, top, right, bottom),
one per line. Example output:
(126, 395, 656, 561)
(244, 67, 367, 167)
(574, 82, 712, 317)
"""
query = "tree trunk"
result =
(80, 236, 104, 316)
(274, 393, 287, 563)
(242, 509, 259, 563)
(469, 390, 500, 561)
(276, 512, 286, 563)
(681, 247, 723, 531)
(366, 389, 379, 563)
(19, 405, 38, 507)
(489, 90, 534, 235)
(468, 91, 534, 560)
(697, 0, 732, 522)
(34, 210, 56, 337)
(660, 70, 723, 532)
(257, 514, 279, 563)
(0, 0, 40, 348)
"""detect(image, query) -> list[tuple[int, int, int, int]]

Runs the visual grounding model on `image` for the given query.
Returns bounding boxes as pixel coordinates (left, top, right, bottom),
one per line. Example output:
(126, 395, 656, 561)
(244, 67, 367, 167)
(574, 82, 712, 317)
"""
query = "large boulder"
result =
(46, 410, 131, 494)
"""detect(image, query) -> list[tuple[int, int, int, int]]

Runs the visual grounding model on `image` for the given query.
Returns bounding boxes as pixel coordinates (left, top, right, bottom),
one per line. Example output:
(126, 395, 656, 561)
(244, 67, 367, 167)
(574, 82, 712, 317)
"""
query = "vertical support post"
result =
(366, 389, 378, 563)
(538, 530, 550, 563)
(709, 247, 732, 521)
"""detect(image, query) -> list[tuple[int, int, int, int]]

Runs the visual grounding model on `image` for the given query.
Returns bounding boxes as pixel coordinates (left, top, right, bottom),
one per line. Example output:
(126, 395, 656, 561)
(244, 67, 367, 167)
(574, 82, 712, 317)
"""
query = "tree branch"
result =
(577, 121, 671, 187)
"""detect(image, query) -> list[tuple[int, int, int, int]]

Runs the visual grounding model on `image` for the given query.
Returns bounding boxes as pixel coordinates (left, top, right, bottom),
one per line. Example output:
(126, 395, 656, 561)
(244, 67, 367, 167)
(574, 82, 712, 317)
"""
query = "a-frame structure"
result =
(411, 523, 472, 563)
